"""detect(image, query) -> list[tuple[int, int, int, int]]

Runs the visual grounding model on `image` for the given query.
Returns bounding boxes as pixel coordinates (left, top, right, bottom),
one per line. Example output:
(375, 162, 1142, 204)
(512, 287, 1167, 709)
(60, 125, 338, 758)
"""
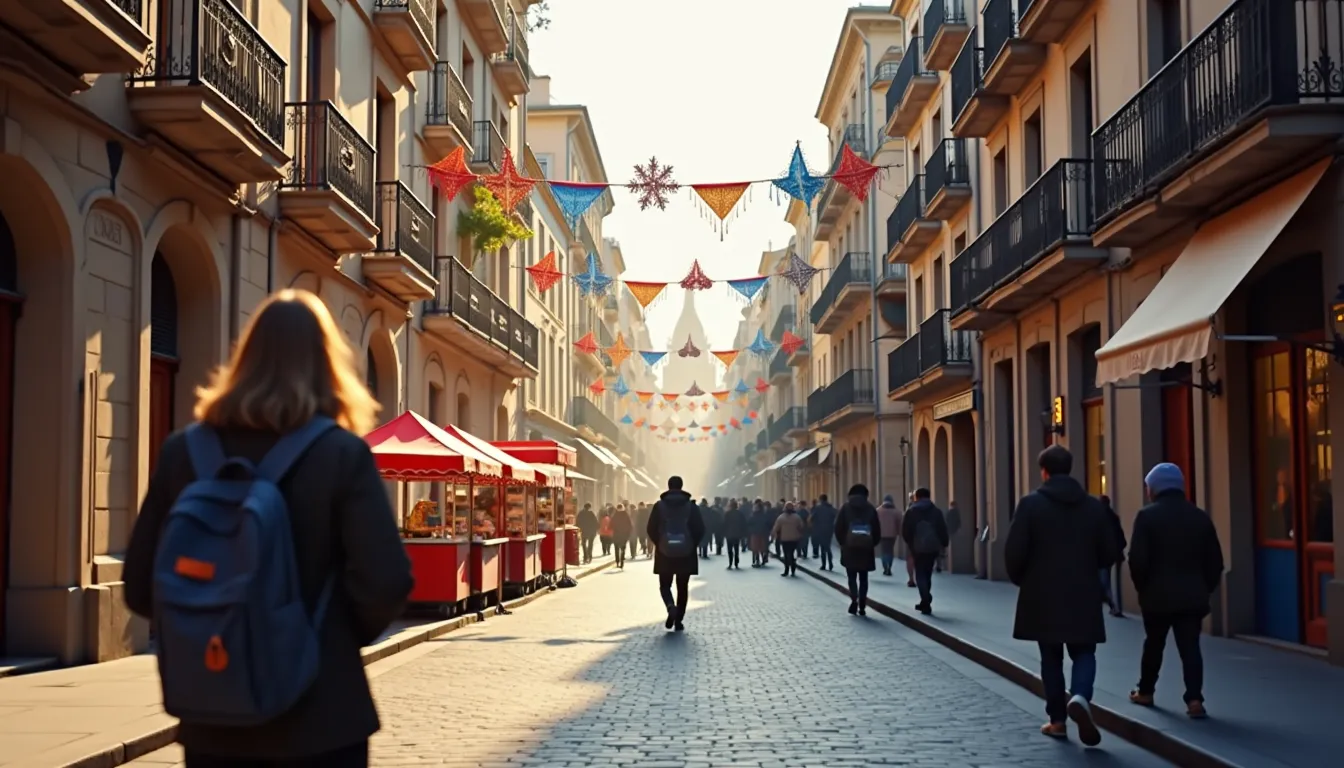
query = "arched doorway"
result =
(456, 392, 470, 431)
(934, 428, 950, 508)
(916, 427, 932, 492)
(366, 330, 398, 426)
(149, 253, 178, 474)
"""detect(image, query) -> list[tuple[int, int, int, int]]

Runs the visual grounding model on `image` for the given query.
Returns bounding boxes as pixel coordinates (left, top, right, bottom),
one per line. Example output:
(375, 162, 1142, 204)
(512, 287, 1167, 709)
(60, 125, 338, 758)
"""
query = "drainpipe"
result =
(229, 214, 243, 342)
(267, 215, 281, 293)
(856, 28, 886, 494)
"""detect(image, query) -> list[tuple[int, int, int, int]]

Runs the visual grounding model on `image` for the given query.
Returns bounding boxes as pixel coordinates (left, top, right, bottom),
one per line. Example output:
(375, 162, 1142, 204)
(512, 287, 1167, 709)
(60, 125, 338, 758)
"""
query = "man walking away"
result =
(722, 499, 747, 569)
(576, 503, 598, 564)
(770, 500, 785, 559)
(634, 502, 652, 559)
(647, 477, 705, 631)
(1099, 495, 1126, 616)
(835, 484, 881, 616)
(772, 502, 806, 577)
(1128, 463, 1224, 719)
(902, 488, 948, 615)
(810, 495, 837, 571)
(903, 493, 918, 587)
(599, 507, 614, 556)
(1006, 445, 1118, 747)
(940, 501, 963, 572)
(876, 495, 900, 576)
(795, 502, 810, 559)
(748, 501, 771, 567)
(703, 500, 722, 558)
(610, 504, 633, 569)
(713, 497, 727, 555)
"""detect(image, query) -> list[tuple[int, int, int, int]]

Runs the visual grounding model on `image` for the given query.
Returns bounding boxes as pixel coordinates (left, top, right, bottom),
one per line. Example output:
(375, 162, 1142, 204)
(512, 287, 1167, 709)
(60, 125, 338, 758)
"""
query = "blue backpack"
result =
(151, 417, 337, 726)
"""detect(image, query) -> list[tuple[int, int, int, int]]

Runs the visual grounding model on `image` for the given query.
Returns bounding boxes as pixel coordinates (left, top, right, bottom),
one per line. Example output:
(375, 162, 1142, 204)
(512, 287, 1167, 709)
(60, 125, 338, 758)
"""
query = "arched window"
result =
(456, 391, 470, 431)
(366, 348, 378, 400)
(150, 253, 178, 360)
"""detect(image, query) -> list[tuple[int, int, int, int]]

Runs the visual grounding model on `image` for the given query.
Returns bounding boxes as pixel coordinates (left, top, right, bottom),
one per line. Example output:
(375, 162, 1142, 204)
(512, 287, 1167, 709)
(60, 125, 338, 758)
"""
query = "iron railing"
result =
(817, 128, 868, 212)
(888, 174, 926, 248)
(770, 305, 797, 341)
(428, 256, 536, 369)
(925, 138, 970, 207)
(128, 0, 286, 146)
(882, 261, 910, 282)
(873, 60, 902, 83)
(808, 369, 875, 426)
(888, 37, 932, 120)
(949, 158, 1093, 312)
(515, 193, 534, 224)
(925, 0, 969, 51)
(374, 0, 434, 48)
(950, 43, 985, 127)
(918, 309, 974, 373)
(427, 61, 473, 143)
(768, 347, 790, 380)
(111, 0, 143, 23)
(756, 429, 768, 452)
(1093, 0, 1344, 224)
(281, 102, 375, 218)
(887, 336, 923, 393)
(809, 251, 874, 326)
(471, 120, 505, 170)
(768, 406, 807, 444)
(572, 396, 619, 445)
(492, 12, 530, 77)
(374, 181, 435, 273)
(982, 0, 1017, 69)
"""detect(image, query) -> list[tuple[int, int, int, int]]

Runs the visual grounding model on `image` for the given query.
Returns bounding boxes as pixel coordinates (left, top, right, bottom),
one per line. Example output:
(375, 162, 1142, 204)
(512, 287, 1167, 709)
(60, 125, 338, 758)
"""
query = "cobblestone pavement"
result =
(361, 557, 1173, 767)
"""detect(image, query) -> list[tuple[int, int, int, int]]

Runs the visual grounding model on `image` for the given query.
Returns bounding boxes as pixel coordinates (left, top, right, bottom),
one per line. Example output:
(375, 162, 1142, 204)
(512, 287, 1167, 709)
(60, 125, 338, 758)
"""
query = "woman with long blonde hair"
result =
(124, 289, 412, 768)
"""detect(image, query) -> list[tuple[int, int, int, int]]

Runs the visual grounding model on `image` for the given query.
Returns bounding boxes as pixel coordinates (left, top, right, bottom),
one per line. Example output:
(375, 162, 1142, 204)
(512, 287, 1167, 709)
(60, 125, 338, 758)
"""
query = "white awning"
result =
(566, 469, 597, 482)
(574, 437, 616, 466)
(756, 449, 803, 476)
(636, 468, 659, 487)
(1095, 159, 1329, 385)
(622, 468, 647, 488)
(817, 444, 833, 465)
(594, 443, 627, 468)
(787, 446, 818, 466)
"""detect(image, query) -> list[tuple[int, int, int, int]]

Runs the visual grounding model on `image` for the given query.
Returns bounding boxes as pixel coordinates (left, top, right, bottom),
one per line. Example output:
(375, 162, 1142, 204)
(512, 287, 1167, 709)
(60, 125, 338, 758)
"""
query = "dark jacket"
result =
(748, 507, 771, 536)
(722, 505, 748, 539)
(1103, 501, 1127, 562)
(1005, 475, 1118, 644)
(124, 426, 413, 760)
(647, 490, 706, 575)
(633, 506, 651, 538)
(834, 495, 882, 572)
(809, 501, 837, 541)
(1128, 490, 1225, 617)
(576, 507, 599, 537)
(901, 499, 950, 555)
(702, 504, 722, 536)
(611, 508, 634, 541)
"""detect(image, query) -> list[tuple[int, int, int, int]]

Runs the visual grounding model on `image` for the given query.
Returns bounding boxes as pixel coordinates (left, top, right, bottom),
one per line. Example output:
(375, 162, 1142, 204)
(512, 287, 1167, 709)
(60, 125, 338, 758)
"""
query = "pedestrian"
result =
(772, 499, 786, 559)
(1127, 463, 1224, 719)
(1099, 494, 1127, 616)
(598, 507, 613, 556)
(647, 476, 706, 631)
(901, 488, 948, 615)
(809, 494, 837, 571)
(713, 497, 727, 555)
(722, 499, 748, 570)
(576, 503, 598, 564)
(634, 502, 652, 559)
(795, 501, 811, 560)
(876, 494, 900, 576)
(771, 502, 806, 577)
(1005, 445, 1119, 747)
(835, 484, 881, 616)
(940, 500, 963, 572)
(748, 500, 771, 567)
(123, 289, 413, 768)
(611, 504, 633, 569)
(701, 499, 722, 558)
(902, 492, 918, 587)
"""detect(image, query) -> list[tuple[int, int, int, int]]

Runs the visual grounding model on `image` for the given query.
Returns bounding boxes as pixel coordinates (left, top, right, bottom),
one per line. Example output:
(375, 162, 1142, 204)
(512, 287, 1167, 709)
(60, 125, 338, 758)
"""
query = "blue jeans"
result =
(1039, 642, 1097, 724)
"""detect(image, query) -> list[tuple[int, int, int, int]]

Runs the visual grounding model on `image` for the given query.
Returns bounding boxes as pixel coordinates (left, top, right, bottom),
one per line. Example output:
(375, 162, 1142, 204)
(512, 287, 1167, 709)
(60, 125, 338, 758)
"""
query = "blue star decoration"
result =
(772, 144, 825, 207)
(571, 252, 613, 298)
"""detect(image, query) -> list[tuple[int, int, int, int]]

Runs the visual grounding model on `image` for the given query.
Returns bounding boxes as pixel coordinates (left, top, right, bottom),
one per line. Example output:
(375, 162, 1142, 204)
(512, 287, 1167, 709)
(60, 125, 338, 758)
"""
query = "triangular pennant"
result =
(679, 259, 713, 291)
(691, 182, 750, 238)
(730, 417, 741, 429)
(605, 333, 632, 368)
(726, 277, 767, 301)
(588, 378, 605, 395)
(685, 382, 704, 397)
(780, 252, 820, 295)
(701, 426, 712, 433)
(772, 144, 825, 206)
(426, 146, 477, 201)
(747, 329, 776, 357)
(741, 416, 754, 425)
(549, 181, 607, 229)
(479, 148, 536, 212)
(754, 377, 770, 393)
(699, 402, 710, 412)
(635, 418, 646, 427)
(625, 281, 668, 308)
(688, 420, 700, 429)
(620, 414, 634, 425)
(572, 252, 614, 297)
(831, 144, 881, 202)
(677, 427, 687, 433)
(635, 391, 654, 404)
(525, 250, 563, 293)
(711, 390, 730, 402)
(738, 395, 750, 407)
(638, 351, 667, 368)
(733, 379, 750, 395)
(573, 332, 599, 355)
(748, 410, 759, 420)
(712, 350, 740, 369)
(677, 335, 701, 357)
(780, 330, 806, 356)
(662, 393, 680, 402)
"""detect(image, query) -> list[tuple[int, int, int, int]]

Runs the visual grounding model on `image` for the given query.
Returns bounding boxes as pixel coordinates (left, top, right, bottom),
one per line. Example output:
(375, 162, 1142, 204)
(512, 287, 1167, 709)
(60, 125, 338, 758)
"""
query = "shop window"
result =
(1078, 325, 1105, 495)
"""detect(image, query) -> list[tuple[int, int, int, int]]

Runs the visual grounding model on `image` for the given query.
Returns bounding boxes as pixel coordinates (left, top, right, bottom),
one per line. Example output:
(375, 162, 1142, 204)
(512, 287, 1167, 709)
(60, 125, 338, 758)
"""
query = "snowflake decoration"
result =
(629, 156, 679, 211)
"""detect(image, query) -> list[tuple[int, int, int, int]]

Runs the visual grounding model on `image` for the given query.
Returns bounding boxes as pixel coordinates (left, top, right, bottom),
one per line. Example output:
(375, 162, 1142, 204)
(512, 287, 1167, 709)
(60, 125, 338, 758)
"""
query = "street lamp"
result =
(899, 436, 909, 502)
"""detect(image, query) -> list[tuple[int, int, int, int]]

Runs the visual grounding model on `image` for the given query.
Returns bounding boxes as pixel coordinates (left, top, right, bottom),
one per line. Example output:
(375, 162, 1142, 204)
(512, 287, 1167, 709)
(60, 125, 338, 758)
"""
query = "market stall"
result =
(364, 411, 503, 617)
(492, 440, 578, 579)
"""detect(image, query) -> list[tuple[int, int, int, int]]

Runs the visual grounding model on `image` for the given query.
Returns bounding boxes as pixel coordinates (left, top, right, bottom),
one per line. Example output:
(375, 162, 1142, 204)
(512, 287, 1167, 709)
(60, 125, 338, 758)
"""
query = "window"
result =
(1148, 0, 1183, 73)
(537, 154, 551, 179)
(954, 232, 966, 255)
(375, 89, 395, 180)
(1069, 50, 1094, 158)
(932, 256, 944, 310)
(1023, 109, 1043, 184)
(1027, 344, 1052, 450)
(1253, 349, 1295, 542)
(914, 274, 925, 322)
(1078, 326, 1105, 495)
(305, 8, 326, 101)
(992, 148, 1008, 217)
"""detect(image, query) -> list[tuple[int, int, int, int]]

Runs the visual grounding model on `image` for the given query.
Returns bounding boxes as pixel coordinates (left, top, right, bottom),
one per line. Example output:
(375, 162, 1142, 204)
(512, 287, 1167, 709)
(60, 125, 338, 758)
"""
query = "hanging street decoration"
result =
(726, 276, 767, 301)
(624, 280, 668, 308)
(571, 252, 614, 298)
(677, 336, 701, 357)
(620, 414, 634, 425)
(588, 378, 605, 395)
(690, 182, 751, 239)
(526, 250, 563, 293)
(831, 145, 882, 202)
(754, 377, 771, 394)
(712, 350, 740, 369)
(746, 328, 777, 357)
(573, 332, 599, 356)
(734, 379, 750, 395)
(549, 180, 607, 230)
(479, 148, 536, 213)
(780, 252, 821, 294)
(772, 144, 826, 206)
(685, 382, 705, 397)
(629, 156, 679, 210)
(638, 350, 667, 367)
(604, 333, 633, 368)
(611, 375, 630, 397)
(679, 259, 714, 291)
(635, 391, 654, 404)
(780, 330, 807, 356)
(712, 391, 730, 402)
(426, 146, 477, 201)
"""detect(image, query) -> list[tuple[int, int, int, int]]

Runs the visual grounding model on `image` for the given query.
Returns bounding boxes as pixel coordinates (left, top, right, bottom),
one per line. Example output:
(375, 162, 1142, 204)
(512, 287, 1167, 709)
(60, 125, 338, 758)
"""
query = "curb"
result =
(794, 562, 1243, 768)
(57, 561, 616, 768)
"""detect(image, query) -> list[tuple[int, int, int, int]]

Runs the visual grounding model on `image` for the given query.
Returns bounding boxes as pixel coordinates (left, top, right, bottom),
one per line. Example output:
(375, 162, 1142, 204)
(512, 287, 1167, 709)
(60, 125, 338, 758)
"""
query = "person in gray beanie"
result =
(1127, 462, 1224, 719)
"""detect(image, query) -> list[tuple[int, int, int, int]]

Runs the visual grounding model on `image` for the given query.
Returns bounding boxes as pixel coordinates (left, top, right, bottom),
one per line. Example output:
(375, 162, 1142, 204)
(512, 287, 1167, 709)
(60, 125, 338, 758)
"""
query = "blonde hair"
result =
(194, 289, 380, 435)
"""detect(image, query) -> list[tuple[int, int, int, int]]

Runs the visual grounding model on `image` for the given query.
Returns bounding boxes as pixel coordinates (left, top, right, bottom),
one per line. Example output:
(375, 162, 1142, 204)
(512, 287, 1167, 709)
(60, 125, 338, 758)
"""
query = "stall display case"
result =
(470, 483, 507, 598)
(505, 485, 544, 588)
(490, 439, 580, 579)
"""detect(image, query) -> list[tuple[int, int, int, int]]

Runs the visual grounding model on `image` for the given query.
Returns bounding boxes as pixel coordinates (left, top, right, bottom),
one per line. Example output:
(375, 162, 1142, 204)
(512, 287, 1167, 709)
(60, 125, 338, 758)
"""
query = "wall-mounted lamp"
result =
(1040, 396, 1066, 436)
(1330, 284, 1344, 365)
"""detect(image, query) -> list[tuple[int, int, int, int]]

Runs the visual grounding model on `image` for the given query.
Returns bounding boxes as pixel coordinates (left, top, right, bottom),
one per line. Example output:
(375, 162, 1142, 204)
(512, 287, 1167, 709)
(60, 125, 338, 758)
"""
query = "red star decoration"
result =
(754, 378, 770, 394)
(426, 146, 478, 201)
(573, 332, 599, 356)
(831, 145, 881, 202)
(780, 330, 806, 356)
(588, 378, 605, 395)
(480, 148, 536, 213)
(526, 251, 563, 293)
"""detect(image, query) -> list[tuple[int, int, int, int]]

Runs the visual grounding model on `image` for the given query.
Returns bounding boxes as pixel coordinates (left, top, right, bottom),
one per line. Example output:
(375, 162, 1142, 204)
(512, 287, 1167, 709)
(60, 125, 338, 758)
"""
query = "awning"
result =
(567, 469, 597, 482)
(594, 443, 627, 468)
(816, 444, 833, 465)
(636, 468, 659, 487)
(574, 437, 616, 466)
(756, 449, 804, 476)
(364, 411, 503, 481)
(440, 424, 536, 485)
(491, 440, 578, 468)
(787, 446, 819, 466)
(1095, 159, 1329, 385)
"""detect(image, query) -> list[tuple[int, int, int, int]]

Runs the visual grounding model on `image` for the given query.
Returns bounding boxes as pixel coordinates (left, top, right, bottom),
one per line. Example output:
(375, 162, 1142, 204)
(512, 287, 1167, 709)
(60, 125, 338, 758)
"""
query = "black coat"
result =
(576, 507, 599, 537)
(1128, 490, 1225, 617)
(124, 426, 413, 760)
(834, 495, 882, 572)
(721, 506, 748, 539)
(647, 490, 706, 575)
(809, 502, 837, 541)
(1005, 475, 1118, 644)
(1103, 502, 1127, 562)
(901, 499, 949, 554)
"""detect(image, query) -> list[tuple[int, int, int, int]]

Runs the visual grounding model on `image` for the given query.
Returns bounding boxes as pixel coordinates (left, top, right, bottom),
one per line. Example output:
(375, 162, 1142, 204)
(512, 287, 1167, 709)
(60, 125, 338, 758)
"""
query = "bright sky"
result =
(529, 0, 871, 350)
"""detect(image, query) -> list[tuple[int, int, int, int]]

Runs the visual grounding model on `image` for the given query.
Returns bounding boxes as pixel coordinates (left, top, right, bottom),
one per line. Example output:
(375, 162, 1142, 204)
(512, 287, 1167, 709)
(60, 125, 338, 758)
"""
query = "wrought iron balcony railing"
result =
(950, 159, 1093, 312)
(873, 60, 901, 83)
(809, 251, 873, 326)
(572, 396, 619, 445)
(950, 44, 985, 128)
(925, 138, 970, 207)
(492, 12, 530, 76)
(374, 181, 435, 273)
(888, 37, 932, 119)
(768, 347, 790, 380)
(808, 369, 875, 425)
(925, 0, 968, 49)
(982, 0, 1017, 70)
(768, 406, 806, 445)
(756, 429, 768, 452)
(428, 256, 536, 369)
(282, 101, 375, 217)
(918, 309, 974, 373)
(427, 61, 473, 142)
(887, 335, 923, 393)
(128, 0, 286, 145)
(374, 0, 434, 47)
(471, 120, 505, 170)
(112, 0, 143, 22)
(887, 174, 926, 247)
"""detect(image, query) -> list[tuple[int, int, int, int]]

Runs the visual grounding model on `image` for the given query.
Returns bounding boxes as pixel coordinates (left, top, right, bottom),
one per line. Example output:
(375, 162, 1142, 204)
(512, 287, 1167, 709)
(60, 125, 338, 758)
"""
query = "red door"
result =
(149, 356, 177, 476)
(0, 298, 16, 652)
(1161, 383, 1195, 503)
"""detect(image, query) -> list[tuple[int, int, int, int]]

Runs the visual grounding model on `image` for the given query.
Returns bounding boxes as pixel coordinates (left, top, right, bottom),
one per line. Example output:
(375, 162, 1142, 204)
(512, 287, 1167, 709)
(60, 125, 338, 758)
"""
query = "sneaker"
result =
(1129, 690, 1154, 707)
(1040, 722, 1067, 739)
(858, 606, 867, 616)
(1067, 695, 1101, 747)
(664, 607, 677, 630)
(1186, 700, 1208, 719)
(674, 621, 684, 632)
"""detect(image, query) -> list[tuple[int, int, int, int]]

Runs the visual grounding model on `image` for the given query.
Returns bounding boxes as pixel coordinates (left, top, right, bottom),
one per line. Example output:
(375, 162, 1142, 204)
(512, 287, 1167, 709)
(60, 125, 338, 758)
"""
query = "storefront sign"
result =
(932, 390, 976, 421)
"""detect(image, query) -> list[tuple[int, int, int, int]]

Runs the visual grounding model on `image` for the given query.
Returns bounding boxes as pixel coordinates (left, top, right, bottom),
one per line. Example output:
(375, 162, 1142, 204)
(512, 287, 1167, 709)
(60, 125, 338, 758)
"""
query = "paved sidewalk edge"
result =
(56, 561, 615, 768)
(794, 562, 1243, 768)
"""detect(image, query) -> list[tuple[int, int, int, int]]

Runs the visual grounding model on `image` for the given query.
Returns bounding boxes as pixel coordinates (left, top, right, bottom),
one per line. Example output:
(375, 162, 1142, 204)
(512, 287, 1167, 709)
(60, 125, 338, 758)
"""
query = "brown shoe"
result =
(1129, 690, 1155, 707)
(1186, 700, 1208, 719)
(1040, 722, 1067, 739)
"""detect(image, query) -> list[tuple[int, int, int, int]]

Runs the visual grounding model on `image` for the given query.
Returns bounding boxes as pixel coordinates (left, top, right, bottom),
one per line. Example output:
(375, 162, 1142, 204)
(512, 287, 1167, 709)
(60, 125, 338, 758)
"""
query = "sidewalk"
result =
(797, 560, 1343, 768)
(0, 555, 614, 768)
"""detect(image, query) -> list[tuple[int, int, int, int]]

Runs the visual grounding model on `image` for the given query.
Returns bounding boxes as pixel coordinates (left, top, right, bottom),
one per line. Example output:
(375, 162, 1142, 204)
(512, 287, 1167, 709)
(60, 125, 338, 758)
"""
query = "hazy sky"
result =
(529, 0, 873, 350)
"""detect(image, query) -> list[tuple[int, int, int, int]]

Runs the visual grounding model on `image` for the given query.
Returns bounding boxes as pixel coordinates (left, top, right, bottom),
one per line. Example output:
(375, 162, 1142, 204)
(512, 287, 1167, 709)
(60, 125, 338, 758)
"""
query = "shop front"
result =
(492, 440, 580, 578)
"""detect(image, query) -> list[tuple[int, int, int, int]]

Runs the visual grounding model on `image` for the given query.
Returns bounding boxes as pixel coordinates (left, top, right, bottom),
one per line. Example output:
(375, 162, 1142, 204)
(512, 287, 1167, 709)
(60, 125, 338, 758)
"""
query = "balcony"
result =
(0, 0, 151, 77)
(373, 0, 434, 71)
(491, 13, 530, 96)
(885, 37, 939, 138)
(877, 261, 908, 299)
(425, 61, 474, 160)
(603, 292, 618, 321)
(787, 327, 811, 367)
(1092, 0, 1344, 248)
(756, 430, 768, 453)
(470, 120, 505, 173)
(887, 310, 974, 402)
(769, 347, 790, 384)
(770, 305, 796, 341)
(363, 181, 436, 302)
(745, 442, 758, 462)
(768, 406, 807, 446)
(980, 0, 1045, 94)
(1018, 0, 1092, 45)
(278, 102, 377, 254)
(425, 257, 537, 378)
(872, 60, 901, 88)
(924, 0, 972, 71)
(886, 175, 940, 264)
(950, 159, 1103, 330)
(515, 193, 534, 225)
(951, 45, 1002, 138)
(815, 126, 867, 238)
(924, 138, 972, 219)
(126, 0, 287, 183)
(460, 0, 509, 53)
(572, 396, 618, 446)
(808, 369, 876, 433)
(809, 251, 873, 334)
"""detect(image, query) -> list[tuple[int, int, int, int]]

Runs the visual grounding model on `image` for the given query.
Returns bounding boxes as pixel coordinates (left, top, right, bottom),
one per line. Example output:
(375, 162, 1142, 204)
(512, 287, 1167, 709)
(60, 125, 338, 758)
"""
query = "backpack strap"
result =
(256, 416, 338, 484)
(185, 423, 228, 480)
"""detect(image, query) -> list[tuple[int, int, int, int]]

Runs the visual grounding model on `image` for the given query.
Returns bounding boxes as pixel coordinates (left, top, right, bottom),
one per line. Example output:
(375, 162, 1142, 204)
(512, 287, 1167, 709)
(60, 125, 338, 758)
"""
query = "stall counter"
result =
(404, 539, 470, 605)
(506, 533, 546, 586)
(470, 537, 508, 596)
(541, 526, 572, 574)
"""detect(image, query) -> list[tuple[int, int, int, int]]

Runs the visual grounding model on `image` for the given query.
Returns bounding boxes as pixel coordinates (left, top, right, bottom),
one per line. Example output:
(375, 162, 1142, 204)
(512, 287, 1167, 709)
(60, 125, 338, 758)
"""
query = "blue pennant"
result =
(639, 351, 668, 367)
(747, 328, 776, 357)
(726, 277, 767, 301)
(734, 379, 750, 395)
(741, 416, 754, 426)
(771, 144, 825, 206)
(571, 252, 613, 298)
(611, 375, 630, 397)
(620, 413, 634, 425)
(550, 182, 607, 230)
